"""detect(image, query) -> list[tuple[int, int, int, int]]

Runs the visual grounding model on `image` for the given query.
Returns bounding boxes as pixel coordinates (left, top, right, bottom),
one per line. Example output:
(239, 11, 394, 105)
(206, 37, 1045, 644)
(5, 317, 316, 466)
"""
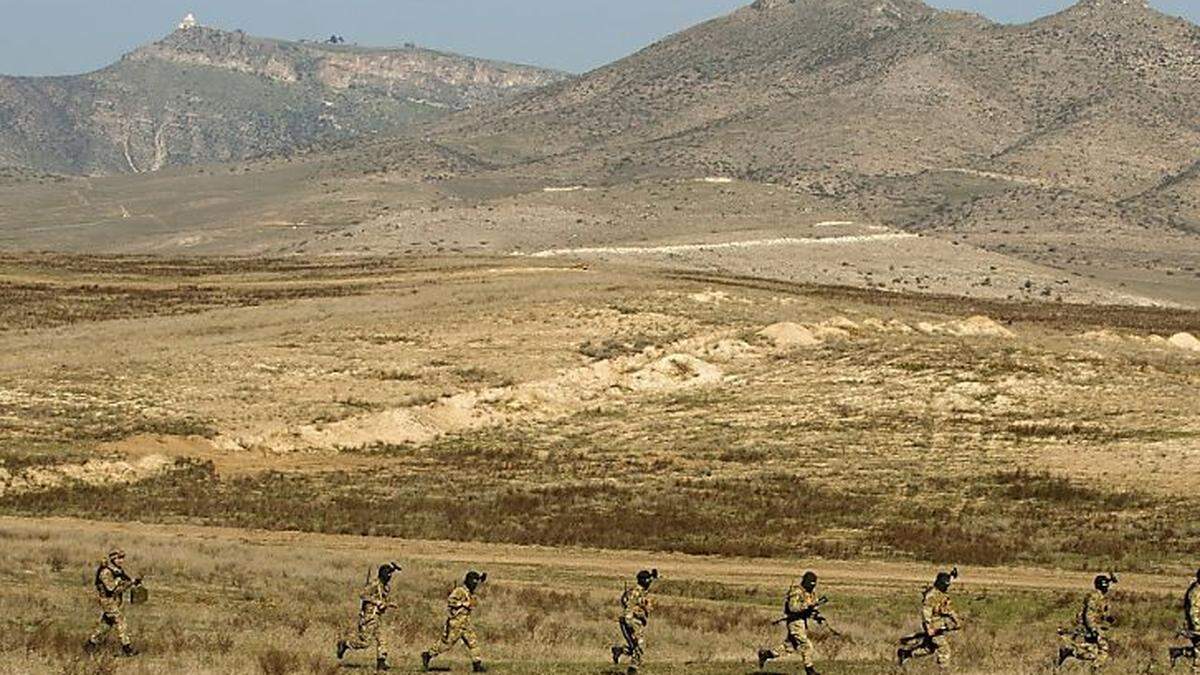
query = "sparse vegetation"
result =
(0, 255, 1196, 673)
(0, 517, 1192, 674)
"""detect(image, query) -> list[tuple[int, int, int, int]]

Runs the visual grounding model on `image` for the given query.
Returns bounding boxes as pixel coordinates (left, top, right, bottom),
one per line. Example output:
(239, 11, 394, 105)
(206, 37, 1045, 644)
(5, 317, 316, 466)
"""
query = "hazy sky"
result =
(1, 0, 1197, 77)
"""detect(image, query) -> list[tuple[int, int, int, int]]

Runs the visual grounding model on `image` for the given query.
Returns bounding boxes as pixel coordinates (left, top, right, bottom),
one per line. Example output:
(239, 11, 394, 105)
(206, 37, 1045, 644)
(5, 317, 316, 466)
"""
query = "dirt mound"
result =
(1079, 329, 1124, 344)
(760, 323, 820, 348)
(688, 290, 732, 304)
(1169, 332, 1200, 352)
(625, 354, 723, 391)
(918, 315, 1014, 338)
(284, 337, 728, 452)
(0, 455, 173, 497)
(702, 339, 757, 363)
(823, 316, 860, 332)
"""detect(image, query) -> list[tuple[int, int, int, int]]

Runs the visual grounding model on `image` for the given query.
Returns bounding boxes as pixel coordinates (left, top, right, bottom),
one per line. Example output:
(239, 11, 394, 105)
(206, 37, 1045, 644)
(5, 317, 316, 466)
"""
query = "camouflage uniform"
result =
(1186, 580, 1199, 674)
(616, 584, 651, 671)
(87, 557, 135, 649)
(906, 585, 959, 668)
(344, 578, 393, 661)
(1060, 590, 1113, 670)
(426, 584, 483, 665)
(772, 583, 819, 668)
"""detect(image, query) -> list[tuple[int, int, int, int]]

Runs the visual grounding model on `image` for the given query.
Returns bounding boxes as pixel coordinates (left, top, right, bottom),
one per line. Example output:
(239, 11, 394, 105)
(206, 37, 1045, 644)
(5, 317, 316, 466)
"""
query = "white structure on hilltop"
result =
(178, 13, 198, 30)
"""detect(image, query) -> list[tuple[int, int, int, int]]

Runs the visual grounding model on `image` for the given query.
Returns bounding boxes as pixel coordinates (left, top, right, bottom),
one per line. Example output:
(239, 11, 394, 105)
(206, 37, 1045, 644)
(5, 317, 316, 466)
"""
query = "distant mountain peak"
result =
(747, 0, 937, 31)
(1060, 0, 1158, 21)
(751, 0, 931, 14)
(1072, 0, 1151, 10)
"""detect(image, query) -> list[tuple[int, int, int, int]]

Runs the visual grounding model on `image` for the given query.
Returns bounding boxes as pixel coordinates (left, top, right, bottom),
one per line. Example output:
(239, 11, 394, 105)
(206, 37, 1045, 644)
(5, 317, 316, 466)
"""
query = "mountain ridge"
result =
(0, 25, 568, 175)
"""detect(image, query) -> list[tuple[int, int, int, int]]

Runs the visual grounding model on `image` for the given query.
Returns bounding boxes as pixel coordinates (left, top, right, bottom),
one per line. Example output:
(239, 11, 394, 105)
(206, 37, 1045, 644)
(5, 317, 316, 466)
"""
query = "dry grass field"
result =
(0, 517, 1196, 674)
(1, 254, 1198, 673)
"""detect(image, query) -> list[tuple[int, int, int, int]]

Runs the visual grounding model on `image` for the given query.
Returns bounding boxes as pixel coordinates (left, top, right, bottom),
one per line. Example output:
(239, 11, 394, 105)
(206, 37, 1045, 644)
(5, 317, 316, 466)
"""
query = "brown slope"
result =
(954, 0, 1200, 199)
(439, 0, 1199, 208)
(444, 0, 996, 168)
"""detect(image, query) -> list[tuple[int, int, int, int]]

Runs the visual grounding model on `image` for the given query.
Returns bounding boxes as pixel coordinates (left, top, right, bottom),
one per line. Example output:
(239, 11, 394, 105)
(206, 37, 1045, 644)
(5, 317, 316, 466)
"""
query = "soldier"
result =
(337, 561, 401, 671)
(898, 568, 961, 670)
(1169, 568, 1200, 673)
(758, 570, 826, 675)
(422, 570, 487, 673)
(1057, 573, 1117, 671)
(612, 569, 658, 675)
(83, 548, 141, 657)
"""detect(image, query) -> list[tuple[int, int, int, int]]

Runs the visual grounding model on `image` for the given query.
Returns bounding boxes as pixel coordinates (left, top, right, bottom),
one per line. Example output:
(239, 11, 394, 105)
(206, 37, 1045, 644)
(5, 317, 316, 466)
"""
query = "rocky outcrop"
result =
(128, 27, 564, 109)
(0, 27, 568, 175)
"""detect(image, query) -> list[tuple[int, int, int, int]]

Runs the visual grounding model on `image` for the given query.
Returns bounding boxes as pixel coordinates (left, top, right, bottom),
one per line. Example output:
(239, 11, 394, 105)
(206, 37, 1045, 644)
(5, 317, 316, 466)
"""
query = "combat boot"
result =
(376, 657, 390, 671)
(420, 651, 432, 671)
(472, 661, 487, 673)
(336, 640, 347, 660)
(757, 648, 774, 669)
(612, 645, 624, 664)
(120, 644, 138, 657)
(1056, 645, 1072, 668)
(897, 647, 911, 666)
(805, 666, 821, 675)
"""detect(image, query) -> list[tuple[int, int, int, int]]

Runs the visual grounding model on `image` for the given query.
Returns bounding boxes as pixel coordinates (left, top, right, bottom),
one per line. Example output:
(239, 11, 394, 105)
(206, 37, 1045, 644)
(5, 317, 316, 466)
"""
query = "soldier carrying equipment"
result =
(84, 549, 142, 657)
(898, 567, 960, 670)
(1169, 568, 1200, 673)
(612, 569, 658, 675)
(338, 561, 401, 671)
(422, 570, 488, 673)
(758, 570, 830, 675)
(1057, 572, 1118, 671)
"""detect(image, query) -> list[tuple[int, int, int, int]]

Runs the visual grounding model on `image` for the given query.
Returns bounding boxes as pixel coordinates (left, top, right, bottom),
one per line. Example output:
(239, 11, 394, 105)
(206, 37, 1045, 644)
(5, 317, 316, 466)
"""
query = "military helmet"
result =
(934, 567, 958, 590)
(378, 561, 401, 580)
(801, 571, 818, 588)
(465, 570, 486, 587)
(107, 548, 125, 561)
(1094, 573, 1116, 591)
(636, 569, 659, 587)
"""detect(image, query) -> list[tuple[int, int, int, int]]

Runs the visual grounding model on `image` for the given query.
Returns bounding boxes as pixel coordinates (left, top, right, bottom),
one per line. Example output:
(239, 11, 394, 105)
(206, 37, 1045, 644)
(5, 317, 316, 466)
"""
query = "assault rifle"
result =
(1170, 632, 1199, 668)
(772, 595, 829, 625)
(104, 565, 144, 599)
(1170, 644, 1197, 668)
(899, 623, 961, 648)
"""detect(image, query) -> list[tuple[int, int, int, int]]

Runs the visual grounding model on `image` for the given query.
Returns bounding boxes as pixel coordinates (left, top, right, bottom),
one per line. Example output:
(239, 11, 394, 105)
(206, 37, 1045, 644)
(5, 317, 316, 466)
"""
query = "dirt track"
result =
(2, 516, 1184, 598)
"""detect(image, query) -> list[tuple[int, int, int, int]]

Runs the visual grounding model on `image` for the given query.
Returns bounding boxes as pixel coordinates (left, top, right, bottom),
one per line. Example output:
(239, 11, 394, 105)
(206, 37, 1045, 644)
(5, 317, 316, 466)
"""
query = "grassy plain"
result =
(0, 255, 1197, 673)
(1, 517, 1196, 675)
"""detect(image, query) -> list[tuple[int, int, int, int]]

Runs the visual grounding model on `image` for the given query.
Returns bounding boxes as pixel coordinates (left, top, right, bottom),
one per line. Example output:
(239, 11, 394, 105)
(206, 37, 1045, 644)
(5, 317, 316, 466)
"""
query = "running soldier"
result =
(84, 548, 141, 657)
(422, 570, 487, 673)
(898, 568, 961, 670)
(612, 569, 658, 675)
(1057, 573, 1118, 671)
(1169, 568, 1200, 673)
(758, 570, 827, 675)
(337, 561, 401, 671)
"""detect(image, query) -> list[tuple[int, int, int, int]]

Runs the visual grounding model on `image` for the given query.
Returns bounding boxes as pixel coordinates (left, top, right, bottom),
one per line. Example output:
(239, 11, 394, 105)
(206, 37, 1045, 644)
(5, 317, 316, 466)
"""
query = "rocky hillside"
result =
(441, 0, 1198, 217)
(0, 26, 567, 175)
